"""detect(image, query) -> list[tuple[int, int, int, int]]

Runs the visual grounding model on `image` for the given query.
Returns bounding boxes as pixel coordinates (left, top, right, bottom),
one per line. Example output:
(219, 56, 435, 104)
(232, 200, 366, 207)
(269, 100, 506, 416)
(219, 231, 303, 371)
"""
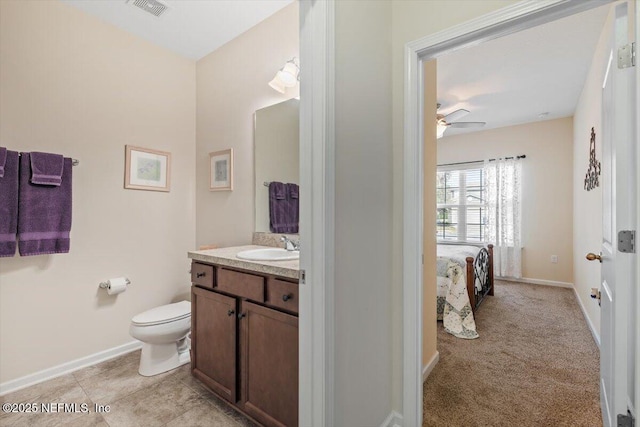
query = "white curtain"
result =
(484, 158, 522, 278)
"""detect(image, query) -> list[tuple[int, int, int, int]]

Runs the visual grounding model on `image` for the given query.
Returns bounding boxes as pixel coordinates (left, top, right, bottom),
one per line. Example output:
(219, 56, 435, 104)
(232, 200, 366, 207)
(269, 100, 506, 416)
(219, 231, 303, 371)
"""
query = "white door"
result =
(597, 2, 636, 426)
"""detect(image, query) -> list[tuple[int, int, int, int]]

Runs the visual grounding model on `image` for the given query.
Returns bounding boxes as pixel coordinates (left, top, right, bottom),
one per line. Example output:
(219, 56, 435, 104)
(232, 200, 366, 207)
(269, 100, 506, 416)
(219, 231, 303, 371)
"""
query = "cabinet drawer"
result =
(217, 268, 265, 302)
(266, 278, 299, 314)
(191, 262, 214, 288)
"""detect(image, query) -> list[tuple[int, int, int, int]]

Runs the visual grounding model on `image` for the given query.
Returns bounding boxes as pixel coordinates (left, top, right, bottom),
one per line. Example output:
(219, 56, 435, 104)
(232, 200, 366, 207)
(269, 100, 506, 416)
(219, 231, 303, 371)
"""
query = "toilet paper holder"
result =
(99, 278, 131, 289)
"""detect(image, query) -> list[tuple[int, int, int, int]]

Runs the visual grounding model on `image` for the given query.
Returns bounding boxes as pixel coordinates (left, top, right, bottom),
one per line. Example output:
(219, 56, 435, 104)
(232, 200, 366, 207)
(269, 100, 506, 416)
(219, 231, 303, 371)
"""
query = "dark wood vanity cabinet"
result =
(191, 287, 237, 403)
(241, 301, 298, 427)
(190, 261, 299, 427)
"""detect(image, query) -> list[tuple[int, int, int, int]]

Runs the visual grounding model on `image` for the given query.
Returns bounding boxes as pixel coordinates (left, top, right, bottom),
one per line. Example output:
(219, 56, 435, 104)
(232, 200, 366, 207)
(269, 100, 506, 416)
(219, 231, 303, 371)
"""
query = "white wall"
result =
(0, 0, 196, 383)
(334, 1, 393, 425)
(573, 5, 615, 341)
(196, 3, 299, 249)
(439, 118, 575, 284)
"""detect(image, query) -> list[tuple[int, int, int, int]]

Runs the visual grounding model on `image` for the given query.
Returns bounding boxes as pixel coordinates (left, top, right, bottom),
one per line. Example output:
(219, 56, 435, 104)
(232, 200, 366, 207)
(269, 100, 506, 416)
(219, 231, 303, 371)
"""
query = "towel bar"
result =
(17, 153, 79, 166)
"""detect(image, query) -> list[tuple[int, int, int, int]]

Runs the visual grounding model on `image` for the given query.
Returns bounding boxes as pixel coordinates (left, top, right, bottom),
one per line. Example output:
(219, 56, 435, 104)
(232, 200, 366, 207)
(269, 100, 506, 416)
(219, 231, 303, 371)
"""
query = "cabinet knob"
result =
(196, 272, 206, 278)
(282, 293, 293, 302)
(227, 309, 235, 316)
(238, 313, 246, 319)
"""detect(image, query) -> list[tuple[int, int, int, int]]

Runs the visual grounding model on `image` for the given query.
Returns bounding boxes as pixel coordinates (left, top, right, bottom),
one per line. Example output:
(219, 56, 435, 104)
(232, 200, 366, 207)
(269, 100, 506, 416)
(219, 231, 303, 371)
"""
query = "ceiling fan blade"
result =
(448, 122, 486, 128)
(442, 109, 469, 122)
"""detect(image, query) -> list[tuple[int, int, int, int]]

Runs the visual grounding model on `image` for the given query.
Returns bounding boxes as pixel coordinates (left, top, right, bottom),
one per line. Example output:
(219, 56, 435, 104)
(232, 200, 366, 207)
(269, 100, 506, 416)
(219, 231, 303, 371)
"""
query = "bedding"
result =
(436, 255, 479, 339)
(437, 245, 482, 291)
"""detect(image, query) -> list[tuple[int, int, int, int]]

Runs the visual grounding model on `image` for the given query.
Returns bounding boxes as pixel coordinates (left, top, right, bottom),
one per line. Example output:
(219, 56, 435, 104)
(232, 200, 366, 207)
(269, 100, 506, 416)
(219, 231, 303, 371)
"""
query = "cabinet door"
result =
(191, 286, 237, 403)
(239, 301, 298, 427)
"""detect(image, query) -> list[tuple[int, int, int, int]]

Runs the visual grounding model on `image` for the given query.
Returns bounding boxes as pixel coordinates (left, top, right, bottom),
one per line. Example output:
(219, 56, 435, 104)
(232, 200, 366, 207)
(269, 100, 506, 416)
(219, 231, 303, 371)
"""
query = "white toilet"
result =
(129, 300, 191, 376)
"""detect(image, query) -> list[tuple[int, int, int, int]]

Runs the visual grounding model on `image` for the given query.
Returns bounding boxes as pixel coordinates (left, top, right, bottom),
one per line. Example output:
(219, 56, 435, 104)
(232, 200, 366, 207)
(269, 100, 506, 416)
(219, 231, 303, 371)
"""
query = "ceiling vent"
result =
(128, 0, 168, 18)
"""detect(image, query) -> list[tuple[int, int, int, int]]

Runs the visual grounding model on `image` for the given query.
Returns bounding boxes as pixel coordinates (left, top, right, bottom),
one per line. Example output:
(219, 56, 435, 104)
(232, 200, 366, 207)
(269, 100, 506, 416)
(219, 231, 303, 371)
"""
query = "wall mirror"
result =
(254, 98, 300, 232)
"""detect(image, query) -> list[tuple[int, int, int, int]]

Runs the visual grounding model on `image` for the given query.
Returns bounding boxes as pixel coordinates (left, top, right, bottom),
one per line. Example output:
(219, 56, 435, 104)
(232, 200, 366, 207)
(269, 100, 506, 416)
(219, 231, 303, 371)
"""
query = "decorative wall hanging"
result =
(584, 127, 601, 191)
(209, 148, 234, 191)
(125, 145, 171, 192)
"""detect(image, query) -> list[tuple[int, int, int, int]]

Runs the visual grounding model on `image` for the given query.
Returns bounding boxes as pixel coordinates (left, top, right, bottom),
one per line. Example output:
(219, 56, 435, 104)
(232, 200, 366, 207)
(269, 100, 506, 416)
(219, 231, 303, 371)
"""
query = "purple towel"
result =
(286, 183, 299, 232)
(288, 183, 299, 199)
(271, 181, 286, 200)
(269, 181, 299, 234)
(18, 153, 72, 256)
(0, 150, 19, 257)
(30, 152, 64, 186)
(0, 147, 7, 178)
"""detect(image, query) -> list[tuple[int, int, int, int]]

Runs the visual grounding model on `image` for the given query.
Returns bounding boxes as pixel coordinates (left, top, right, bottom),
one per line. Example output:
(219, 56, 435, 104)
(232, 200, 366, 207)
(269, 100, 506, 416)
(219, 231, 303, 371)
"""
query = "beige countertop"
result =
(188, 245, 300, 280)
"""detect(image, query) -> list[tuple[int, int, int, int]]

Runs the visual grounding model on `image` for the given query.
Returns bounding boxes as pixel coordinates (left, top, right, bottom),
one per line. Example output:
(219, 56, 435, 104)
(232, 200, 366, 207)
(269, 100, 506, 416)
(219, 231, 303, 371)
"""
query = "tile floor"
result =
(0, 350, 258, 427)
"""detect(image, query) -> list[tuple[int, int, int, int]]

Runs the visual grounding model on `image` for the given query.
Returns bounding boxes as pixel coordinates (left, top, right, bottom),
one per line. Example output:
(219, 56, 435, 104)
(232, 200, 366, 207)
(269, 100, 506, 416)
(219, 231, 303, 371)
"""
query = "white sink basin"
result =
(236, 248, 299, 261)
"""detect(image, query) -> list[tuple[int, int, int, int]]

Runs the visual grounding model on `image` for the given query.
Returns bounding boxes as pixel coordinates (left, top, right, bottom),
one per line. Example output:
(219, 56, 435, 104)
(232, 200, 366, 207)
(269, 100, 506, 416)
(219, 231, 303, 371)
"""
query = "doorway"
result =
(401, 0, 637, 425)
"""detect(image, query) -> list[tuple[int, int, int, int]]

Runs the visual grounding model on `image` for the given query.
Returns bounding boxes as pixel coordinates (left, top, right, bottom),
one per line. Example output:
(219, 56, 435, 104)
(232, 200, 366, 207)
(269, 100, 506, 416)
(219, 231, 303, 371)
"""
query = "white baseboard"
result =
(573, 287, 601, 348)
(422, 351, 440, 382)
(380, 410, 403, 427)
(499, 276, 574, 288)
(0, 341, 142, 396)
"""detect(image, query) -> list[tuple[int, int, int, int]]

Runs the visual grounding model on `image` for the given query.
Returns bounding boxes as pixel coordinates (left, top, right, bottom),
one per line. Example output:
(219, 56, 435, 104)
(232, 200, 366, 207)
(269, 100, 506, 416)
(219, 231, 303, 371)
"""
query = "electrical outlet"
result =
(550, 255, 558, 263)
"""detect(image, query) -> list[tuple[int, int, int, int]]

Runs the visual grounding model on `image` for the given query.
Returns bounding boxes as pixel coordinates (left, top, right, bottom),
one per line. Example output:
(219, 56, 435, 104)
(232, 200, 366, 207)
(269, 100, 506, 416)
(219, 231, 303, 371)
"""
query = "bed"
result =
(436, 244, 493, 339)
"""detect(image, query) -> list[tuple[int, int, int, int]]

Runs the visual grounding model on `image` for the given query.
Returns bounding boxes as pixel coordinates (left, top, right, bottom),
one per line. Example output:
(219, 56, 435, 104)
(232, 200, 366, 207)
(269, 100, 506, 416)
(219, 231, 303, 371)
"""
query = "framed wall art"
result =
(124, 145, 171, 192)
(209, 148, 233, 191)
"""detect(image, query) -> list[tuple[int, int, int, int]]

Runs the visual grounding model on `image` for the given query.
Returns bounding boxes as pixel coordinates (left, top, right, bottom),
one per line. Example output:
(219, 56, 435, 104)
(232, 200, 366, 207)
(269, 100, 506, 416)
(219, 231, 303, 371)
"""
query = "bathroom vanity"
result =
(188, 245, 299, 427)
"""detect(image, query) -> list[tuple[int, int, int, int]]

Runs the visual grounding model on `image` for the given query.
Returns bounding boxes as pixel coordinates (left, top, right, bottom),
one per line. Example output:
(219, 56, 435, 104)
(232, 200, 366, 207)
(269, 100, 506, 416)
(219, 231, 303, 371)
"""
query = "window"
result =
(436, 166, 486, 243)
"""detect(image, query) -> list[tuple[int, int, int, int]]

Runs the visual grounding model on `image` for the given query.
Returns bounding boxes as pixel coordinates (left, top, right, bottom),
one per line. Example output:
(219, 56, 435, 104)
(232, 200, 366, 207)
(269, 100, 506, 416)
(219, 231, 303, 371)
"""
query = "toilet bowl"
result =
(129, 300, 191, 377)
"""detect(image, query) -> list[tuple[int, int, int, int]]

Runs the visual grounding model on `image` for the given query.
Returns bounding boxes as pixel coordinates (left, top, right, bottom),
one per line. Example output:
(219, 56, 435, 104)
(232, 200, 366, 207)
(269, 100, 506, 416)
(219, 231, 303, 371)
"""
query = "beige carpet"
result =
(423, 280, 601, 427)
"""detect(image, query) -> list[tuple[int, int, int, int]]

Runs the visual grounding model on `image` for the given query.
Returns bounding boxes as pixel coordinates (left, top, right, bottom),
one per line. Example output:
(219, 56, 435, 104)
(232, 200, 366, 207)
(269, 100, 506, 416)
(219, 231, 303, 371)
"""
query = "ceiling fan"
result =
(436, 103, 486, 138)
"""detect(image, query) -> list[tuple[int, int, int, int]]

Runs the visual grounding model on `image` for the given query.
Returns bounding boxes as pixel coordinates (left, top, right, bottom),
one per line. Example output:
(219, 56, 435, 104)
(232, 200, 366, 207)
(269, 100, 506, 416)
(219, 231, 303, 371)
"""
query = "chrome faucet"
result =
(281, 236, 300, 251)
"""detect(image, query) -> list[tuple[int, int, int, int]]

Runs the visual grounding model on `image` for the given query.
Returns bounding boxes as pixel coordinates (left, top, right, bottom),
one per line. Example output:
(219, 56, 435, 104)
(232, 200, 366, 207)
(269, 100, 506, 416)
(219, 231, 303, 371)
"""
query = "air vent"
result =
(129, 0, 168, 18)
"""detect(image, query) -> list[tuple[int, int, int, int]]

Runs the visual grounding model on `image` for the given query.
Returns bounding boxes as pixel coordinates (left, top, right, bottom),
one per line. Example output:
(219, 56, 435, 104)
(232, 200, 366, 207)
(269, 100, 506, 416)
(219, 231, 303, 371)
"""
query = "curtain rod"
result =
(17, 153, 79, 166)
(438, 154, 526, 168)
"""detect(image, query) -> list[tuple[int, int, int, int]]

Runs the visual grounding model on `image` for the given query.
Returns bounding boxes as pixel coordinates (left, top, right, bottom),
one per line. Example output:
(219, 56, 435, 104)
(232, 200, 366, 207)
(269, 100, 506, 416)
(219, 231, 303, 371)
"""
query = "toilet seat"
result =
(132, 301, 191, 326)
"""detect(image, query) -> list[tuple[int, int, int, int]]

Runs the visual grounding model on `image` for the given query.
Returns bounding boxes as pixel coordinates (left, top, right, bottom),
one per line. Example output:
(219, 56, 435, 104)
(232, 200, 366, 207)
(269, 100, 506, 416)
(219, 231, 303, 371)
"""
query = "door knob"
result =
(586, 252, 602, 263)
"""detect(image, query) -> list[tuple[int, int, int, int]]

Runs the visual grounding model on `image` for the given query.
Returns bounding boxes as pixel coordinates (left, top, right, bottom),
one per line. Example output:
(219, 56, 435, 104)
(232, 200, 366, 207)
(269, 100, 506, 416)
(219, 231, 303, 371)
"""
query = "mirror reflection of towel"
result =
(0, 147, 7, 178)
(269, 181, 299, 233)
(272, 181, 286, 200)
(288, 183, 298, 199)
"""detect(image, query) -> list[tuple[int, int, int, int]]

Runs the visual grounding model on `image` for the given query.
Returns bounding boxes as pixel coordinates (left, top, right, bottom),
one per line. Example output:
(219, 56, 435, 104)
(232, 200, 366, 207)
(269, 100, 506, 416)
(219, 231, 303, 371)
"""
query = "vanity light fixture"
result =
(269, 58, 299, 93)
(436, 120, 447, 139)
(268, 77, 286, 93)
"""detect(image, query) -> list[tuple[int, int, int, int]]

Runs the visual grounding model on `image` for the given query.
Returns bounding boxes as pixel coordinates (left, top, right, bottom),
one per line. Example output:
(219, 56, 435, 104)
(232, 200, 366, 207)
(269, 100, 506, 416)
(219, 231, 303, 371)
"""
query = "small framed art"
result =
(209, 149, 233, 191)
(124, 145, 171, 192)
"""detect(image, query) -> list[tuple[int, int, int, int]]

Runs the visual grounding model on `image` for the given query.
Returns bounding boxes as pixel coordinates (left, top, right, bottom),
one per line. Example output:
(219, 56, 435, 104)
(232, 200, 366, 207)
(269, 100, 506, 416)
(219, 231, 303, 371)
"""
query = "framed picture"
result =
(209, 149, 233, 191)
(124, 145, 171, 192)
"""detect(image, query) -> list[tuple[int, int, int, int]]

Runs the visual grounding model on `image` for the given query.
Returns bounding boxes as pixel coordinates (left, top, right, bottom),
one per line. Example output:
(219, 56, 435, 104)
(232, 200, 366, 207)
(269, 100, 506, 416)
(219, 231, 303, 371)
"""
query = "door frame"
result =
(299, 1, 335, 426)
(402, 1, 625, 425)
(636, 1, 640, 418)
